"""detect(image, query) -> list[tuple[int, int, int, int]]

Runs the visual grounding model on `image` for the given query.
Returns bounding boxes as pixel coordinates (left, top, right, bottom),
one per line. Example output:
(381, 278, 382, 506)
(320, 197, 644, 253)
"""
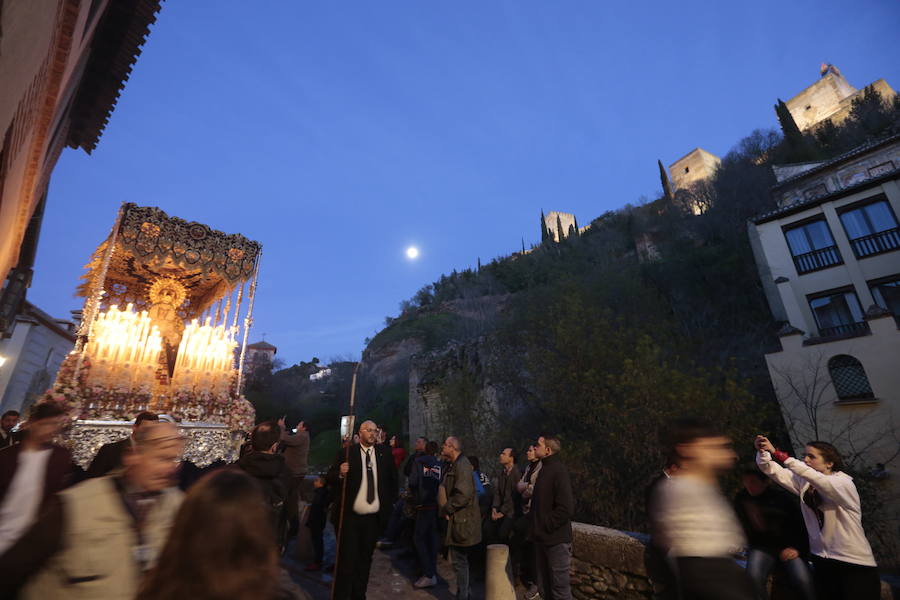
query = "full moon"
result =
(406, 246, 420, 260)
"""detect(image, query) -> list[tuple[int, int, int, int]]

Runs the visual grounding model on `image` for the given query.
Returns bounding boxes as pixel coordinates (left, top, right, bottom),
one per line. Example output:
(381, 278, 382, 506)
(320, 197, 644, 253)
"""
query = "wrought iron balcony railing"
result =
(818, 321, 870, 338)
(849, 228, 900, 259)
(792, 245, 842, 274)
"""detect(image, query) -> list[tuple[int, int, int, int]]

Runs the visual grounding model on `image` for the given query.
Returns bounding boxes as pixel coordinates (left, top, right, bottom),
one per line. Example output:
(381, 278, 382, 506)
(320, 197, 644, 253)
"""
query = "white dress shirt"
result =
(757, 451, 876, 566)
(352, 444, 380, 515)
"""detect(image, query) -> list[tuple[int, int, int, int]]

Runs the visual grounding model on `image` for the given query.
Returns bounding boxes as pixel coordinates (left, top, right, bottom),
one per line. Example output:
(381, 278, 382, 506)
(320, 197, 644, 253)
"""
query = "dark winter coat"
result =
(409, 454, 441, 508)
(734, 485, 809, 556)
(529, 453, 574, 546)
(439, 454, 481, 547)
(86, 437, 130, 478)
(237, 451, 293, 539)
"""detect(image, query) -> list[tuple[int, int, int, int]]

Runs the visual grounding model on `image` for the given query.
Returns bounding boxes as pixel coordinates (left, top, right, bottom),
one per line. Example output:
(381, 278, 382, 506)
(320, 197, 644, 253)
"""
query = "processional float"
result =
(43, 203, 260, 467)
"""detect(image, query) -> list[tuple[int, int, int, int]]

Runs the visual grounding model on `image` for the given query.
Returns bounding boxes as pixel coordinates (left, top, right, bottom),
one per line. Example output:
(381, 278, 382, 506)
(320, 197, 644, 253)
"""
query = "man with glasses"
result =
(18, 421, 185, 600)
(438, 436, 481, 600)
(327, 419, 397, 600)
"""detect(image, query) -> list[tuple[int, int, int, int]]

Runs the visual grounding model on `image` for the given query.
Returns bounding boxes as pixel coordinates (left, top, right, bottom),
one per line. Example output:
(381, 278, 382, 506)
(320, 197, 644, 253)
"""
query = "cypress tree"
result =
(573, 216, 580, 236)
(521, 238, 526, 254)
(774, 99, 805, 150)
(540, 210, 548, 242)
(658, 160, 674, 202)
(556, 215, 565, 243)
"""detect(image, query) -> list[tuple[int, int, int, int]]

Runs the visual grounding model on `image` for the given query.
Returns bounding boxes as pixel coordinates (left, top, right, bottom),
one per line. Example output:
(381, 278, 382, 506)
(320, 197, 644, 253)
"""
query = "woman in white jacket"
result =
(754, 435, 879, 600)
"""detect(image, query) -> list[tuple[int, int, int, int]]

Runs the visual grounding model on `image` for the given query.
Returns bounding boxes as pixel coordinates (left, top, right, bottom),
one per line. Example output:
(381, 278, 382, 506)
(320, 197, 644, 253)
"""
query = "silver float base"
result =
(65, 419, 241, 469)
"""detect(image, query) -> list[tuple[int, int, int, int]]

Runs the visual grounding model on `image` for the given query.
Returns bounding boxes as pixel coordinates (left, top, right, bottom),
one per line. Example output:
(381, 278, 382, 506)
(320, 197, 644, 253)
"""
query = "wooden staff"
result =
(330, 361, 360, 600)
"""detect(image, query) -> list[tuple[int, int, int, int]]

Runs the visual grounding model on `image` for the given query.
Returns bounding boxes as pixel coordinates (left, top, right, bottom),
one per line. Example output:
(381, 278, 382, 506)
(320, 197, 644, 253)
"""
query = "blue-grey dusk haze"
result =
(29, 1, 900, 365)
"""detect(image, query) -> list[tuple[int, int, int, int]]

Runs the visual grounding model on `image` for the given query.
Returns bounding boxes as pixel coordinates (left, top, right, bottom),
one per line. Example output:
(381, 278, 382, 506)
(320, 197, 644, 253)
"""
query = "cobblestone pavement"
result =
(282, 524, 524, 599)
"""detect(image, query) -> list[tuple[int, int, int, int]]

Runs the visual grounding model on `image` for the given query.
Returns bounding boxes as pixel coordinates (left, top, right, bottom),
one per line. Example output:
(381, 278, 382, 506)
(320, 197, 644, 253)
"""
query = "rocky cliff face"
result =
(358, 294, 511, 448)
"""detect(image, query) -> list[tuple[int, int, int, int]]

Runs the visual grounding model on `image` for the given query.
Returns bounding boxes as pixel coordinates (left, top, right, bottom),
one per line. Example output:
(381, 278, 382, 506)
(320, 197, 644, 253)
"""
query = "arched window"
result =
(828, 355, 874, 400)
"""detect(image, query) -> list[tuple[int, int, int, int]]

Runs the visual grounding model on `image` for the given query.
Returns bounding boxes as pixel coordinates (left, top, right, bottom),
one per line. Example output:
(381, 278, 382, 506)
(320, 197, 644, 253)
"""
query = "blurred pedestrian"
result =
(409, 440, 441, 589)
(530, 435, 574, 600)
(0, 402, 73, 596)
(137, 469, 310, 600)
(20, 421, 185, 600)
(653, 418, 753, 600)
(644, 458, 679, 600)
(326, 420, 397, 600)
(237, 421, 293, 550)
(87, 411, 159, 477)
(439, 437, 481, 600)
(734, 466, 813, 600)
(756, 436, 879, 600)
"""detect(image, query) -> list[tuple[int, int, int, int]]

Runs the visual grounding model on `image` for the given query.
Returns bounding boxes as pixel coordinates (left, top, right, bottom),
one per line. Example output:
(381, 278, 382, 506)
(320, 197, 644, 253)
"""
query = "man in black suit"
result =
(0, 411, 19, 449)
(86, 412, 158, 477)
(326, 419, 397, 600)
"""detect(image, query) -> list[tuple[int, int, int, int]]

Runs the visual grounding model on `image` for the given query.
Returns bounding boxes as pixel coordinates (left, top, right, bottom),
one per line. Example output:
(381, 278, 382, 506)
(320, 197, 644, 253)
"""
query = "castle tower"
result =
(668, 148, 721, 191)
(541, 211, 579, 242)
(783, 64, 896, 131)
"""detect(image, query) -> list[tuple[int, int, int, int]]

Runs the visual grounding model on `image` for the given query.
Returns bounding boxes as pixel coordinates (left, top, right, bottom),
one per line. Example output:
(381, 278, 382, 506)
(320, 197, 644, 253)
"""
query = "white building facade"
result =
(749, 135, 900, 557)
(0, 302, 75, 415)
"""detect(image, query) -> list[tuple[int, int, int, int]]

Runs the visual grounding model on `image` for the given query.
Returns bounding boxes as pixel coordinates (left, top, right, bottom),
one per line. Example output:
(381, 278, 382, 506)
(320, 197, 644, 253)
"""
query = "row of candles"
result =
(170, 317, 238, 396)
(84, 306, 238, 396)
(84, 304, 162, 391)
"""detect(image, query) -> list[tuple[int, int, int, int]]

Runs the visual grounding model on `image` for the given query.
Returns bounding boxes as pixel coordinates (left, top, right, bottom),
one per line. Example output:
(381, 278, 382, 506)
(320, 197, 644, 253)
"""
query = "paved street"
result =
(282, 523, 494, 600)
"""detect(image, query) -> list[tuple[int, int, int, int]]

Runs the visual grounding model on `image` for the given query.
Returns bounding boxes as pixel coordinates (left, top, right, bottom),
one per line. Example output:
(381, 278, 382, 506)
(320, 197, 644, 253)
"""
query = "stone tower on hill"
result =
(784, 63, 896, 131)
(668, 148, 721, 191)
(541, 211, 580, 242)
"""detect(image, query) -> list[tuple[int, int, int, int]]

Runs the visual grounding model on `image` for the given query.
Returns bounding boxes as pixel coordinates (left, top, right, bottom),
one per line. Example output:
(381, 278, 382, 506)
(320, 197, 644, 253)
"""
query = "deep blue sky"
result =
(30, 1, 900, 366)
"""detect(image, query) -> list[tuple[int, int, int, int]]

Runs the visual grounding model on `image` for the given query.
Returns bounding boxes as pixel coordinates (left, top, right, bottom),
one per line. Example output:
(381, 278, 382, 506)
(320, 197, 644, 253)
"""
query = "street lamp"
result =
(0, 356, 6, 368)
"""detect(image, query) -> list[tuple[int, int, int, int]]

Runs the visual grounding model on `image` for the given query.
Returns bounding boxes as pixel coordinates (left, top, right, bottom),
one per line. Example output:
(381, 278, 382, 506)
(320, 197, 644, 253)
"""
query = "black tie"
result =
(365, 448, 375, 503)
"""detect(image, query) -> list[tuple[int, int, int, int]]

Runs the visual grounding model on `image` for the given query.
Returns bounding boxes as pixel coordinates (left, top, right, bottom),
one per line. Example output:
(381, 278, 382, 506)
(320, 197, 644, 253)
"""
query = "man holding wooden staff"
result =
(327, 420, 397, 600)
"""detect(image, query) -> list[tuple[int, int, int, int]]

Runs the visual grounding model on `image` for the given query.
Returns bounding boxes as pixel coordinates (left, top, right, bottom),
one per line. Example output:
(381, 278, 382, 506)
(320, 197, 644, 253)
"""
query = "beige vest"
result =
(23, 477, 182, 600)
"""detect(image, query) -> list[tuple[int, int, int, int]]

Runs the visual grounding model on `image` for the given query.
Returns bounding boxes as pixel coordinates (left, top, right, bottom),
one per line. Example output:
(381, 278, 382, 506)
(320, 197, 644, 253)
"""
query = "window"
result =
(784, 219, 842, 273)
(684, 166, 690, 174)
(828, 355, 874, 400)
(870, 276, 900, 318)
(808, 290, 868, 337)
(839, 198, 900, 258)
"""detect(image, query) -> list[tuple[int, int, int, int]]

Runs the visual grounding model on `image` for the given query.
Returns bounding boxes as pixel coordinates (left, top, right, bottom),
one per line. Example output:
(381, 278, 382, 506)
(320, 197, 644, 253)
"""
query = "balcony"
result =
(819, 321, 871, 338)
(849, 227, 900, 258)
(792, 245, 842, 274)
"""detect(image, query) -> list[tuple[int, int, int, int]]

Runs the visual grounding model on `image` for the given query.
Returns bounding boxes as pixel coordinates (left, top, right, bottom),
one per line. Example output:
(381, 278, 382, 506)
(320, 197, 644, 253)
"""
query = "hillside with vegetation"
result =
(242, 88, 899, 533)
(354, 87, 900, 532)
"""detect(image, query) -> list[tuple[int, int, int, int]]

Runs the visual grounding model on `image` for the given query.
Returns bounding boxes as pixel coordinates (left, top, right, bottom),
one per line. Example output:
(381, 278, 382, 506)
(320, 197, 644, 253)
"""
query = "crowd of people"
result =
(0, 405, 312, 600)
(0, 405, 886, 600)
(325, 423, 575, 600)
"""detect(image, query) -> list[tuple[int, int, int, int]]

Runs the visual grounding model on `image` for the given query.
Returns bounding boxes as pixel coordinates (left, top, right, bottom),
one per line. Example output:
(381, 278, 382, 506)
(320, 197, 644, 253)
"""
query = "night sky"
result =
(29, 1, 900, 366)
